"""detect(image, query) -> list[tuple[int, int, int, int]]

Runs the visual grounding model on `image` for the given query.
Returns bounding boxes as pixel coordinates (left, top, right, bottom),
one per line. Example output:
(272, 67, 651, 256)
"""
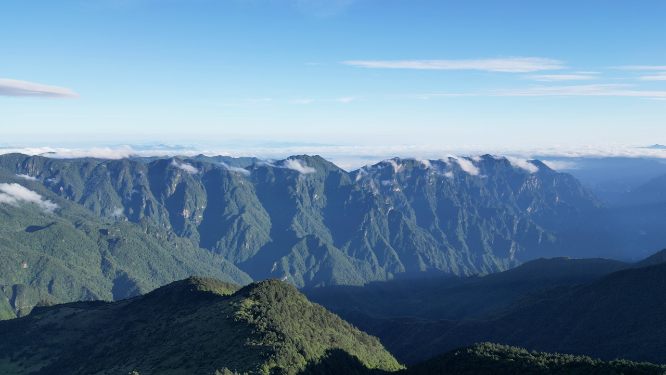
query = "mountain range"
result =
(0, 152, 634, 319)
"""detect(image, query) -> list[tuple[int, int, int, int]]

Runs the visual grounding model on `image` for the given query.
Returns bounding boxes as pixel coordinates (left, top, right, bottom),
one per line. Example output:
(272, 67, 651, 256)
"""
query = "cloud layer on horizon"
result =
(2, 143, 666, 172)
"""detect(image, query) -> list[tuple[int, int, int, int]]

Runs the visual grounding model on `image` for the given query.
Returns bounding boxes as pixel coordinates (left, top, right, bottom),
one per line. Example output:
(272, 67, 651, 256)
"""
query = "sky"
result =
(1, 0, 666, 168)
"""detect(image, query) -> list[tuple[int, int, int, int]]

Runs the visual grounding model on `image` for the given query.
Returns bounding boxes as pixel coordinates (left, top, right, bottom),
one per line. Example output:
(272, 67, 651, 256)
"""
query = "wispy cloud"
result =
(612, 65, 666, 70)
(541, 160, 579, 170)
(492, 84, 666, 97)
(574, 71, 601, 74)
(525, 74, 597, 82)
(16, 174, 38, 181)
(0, 79, 81, 99)
(171, 159, 199, 174)
(504, 156, 539, 173)
(283, 159, 316, 174)
(0, 183, 58, 212)
(220, 162, 250, 176)
(391, 93, 477, 99)
(639, 72, 666, 81)
(110, 207, 124, 219)
(448, 157, 480, 175)
(343, 57, 565, 73)
(335, 97, 355, 103)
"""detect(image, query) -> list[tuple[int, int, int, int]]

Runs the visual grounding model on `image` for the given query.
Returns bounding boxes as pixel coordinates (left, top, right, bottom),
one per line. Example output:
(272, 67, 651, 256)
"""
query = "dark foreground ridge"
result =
(406, 343, 666, 375)
(2, 276, 665, 375)
(335, 252, 666, 365)
(0, 276, 402, 375)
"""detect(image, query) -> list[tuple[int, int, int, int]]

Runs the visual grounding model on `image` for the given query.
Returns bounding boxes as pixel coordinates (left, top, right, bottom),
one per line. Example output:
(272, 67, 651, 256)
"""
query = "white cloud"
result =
(171, 159, 199, 174)
(384, 159, 403, 173)
(541, 160, 579, 170)
(394, 93, 478, 99)
(110, 207, 123, 218)
(612, 66, 666, 70)
(16, 174, 38, 181)
(283, 159, 316, 174)
(505, 156, 539, 173)
(450, 157, 480, 175)
(335, 97, 355, 103)
(381, 180, 394, 186)
(0, 145, 136, 159)
(639, 72, 666, 81)
(574, 71, 601, 74)
(492, 84, 666, 97)
(343, 57, 565, 73)
(0, 79, 81, 99)
(526, 74, 597, 82)
(220, 162, 250, 176)
(0, 183, 58, 212)
(409, 157, 431, 168)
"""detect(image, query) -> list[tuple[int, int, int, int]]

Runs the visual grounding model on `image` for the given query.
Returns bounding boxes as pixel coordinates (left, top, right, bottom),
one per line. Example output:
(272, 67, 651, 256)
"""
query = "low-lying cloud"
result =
(449, 157, 480, 175)
(171, 159, 199, 174)
(505, 156, 539, 173)
(0, 79, 81, 99)
(16, 174, 38, 181)
(343, 57, 565, 73)
(541, 160, 579, 170)
(0, 183, 58, 212)
(283, 159, 316, 174)
(221, 162, 251, 176)
(110, 207, 124, 218)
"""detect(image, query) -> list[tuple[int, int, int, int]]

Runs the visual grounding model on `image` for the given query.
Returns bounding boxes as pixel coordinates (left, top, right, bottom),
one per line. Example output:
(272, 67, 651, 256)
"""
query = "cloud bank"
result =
(0, 79, 81, 99)
(0, 183, 58, 212)
(343, 57, 565, 72)
(4, 142, 666, 173)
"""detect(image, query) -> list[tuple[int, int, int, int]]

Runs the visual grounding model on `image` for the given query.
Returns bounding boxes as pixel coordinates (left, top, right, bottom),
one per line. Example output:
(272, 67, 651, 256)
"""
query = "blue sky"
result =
(2, 0, 666, 155)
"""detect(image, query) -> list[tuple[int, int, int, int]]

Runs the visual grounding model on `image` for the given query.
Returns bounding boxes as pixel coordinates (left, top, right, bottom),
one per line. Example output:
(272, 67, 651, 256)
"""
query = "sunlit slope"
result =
(0, 170, 251, 319)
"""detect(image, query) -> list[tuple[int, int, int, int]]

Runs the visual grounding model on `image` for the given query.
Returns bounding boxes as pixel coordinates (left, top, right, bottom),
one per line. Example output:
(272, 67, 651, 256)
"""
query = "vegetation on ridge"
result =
(0, 276, 403, 375)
